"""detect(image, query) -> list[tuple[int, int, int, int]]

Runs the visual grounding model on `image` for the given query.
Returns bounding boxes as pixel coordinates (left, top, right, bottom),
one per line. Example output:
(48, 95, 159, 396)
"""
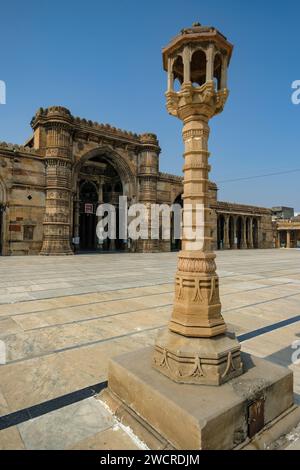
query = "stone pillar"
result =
(137, 133, 161, 253)
(257, 218, 262, 248)
(233, 216, 238, 249)
(276, 231, 281, 248)
(167, 58, 174, 92)
(206, 44, 214, 82)
(38, 108, 73, 255)
(223, 214, 230, 249)
(287, 230, 291, 248)
(249, 217, 254, 249)
(241, 217, 247, 249)
(183, 46, 191, 84)
(221, 55, 228, 89)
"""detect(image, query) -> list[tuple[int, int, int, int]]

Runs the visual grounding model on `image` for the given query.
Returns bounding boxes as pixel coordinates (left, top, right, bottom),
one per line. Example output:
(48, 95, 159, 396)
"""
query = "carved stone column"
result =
(287, 230, 291, 248)
(249, 216, 254, 249)
(276, 231, 281, 248)
(241, 216, 247, 249)
(223, 214, 230, 249)
(137, 133, 161, 253)
(233, 216, 238, 249)
(153, 78, 243, 385)
(206, 44, 214, 82)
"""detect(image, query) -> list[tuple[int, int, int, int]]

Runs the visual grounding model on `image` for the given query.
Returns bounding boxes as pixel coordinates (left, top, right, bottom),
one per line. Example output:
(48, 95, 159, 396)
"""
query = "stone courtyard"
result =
(0, 249, 300, 449)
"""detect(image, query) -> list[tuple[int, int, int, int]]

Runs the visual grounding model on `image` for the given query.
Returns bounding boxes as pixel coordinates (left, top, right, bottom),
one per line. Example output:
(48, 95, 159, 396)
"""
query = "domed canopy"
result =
(162, 23, 233, 72)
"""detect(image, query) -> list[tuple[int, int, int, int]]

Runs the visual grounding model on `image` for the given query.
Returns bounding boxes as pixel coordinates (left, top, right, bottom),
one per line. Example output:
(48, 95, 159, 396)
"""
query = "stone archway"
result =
(73, 146, 135, 199)
(72, 148, 135, 253)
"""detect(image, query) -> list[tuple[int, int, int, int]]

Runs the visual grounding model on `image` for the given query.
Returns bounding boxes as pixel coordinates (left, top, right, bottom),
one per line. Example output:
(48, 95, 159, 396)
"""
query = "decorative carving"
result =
(176, 277, 184, 300)
(159, 349, 171, 371)
(180, 356, 205, 378)
(193, 279, 204, 302)
(178, 255, 216, 273)
(221, 352, 236, 379)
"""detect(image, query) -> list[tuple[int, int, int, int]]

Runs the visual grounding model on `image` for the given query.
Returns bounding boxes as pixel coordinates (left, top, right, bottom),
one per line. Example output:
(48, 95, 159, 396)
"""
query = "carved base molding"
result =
(40, 240, 73, 256)
(152, 328, 243, 386)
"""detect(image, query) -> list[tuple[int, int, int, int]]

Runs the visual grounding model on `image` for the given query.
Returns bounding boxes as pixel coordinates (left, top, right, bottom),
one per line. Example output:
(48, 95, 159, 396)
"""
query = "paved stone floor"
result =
(0, 249, 300, 449)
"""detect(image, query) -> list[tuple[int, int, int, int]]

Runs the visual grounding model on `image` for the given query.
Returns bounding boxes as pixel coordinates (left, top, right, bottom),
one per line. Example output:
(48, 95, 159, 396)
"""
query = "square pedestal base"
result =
(100, 347, 299, 450)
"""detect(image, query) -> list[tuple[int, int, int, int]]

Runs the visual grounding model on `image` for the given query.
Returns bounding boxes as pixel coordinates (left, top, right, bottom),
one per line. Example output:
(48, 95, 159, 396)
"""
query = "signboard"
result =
(72, 237, 80, 245)
(85, 203, 94, 214)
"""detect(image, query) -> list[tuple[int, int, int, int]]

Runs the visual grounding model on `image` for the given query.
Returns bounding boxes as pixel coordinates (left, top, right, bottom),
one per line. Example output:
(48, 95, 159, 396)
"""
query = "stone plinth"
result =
(101, 348, 298, 450)
(152, 328, 242, 386)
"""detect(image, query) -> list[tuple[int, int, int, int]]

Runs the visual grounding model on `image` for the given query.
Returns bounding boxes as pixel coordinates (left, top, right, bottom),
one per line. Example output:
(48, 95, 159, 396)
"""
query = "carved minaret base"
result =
(31, 107, 74, 256)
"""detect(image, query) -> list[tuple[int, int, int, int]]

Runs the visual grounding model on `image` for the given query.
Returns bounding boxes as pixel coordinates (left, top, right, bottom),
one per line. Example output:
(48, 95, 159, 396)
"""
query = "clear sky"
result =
(0, 0, 299, 210)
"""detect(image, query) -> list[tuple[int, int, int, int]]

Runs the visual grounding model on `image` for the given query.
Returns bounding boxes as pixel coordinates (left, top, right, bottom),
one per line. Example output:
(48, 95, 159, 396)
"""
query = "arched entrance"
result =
(73, 151, 130, 253)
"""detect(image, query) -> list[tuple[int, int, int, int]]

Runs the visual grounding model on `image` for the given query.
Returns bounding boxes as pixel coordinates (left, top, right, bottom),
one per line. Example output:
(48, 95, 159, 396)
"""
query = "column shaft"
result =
(287, 231, 291, 248)
(206, 45, 214, 82)
(249, 217, 254, 249)
(224, 215, 230, 249)
(233, 216, 238, 249)
(169, 116, 226, 338)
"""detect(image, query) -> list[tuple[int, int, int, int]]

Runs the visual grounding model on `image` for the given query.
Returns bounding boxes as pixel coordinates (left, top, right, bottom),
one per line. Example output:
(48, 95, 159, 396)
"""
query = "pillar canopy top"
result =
(162, 24, 233, 70)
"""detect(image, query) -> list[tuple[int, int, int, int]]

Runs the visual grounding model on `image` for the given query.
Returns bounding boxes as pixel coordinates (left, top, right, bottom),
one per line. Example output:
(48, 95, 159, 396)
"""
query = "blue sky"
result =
(0, 0, 299, 210)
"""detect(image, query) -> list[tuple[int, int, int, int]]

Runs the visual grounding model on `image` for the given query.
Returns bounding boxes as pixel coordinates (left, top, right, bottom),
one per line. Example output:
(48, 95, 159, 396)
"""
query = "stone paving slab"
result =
(18, 397, 114, 450)
(0, 250, 300, 449)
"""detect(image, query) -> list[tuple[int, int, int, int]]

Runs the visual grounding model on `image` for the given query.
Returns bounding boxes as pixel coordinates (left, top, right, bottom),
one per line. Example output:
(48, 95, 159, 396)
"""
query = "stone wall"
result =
(0, 144, 45, 255)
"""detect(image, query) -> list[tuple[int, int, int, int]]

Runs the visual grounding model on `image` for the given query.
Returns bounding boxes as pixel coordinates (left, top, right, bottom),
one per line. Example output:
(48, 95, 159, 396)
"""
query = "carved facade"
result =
(0, 106, 273, 255)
